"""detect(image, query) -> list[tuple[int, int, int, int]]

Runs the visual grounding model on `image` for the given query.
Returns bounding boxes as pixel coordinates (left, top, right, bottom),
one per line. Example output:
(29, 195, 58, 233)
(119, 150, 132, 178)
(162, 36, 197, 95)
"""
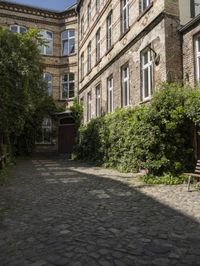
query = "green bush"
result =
(140, 174, 188, 185)
(75, 83, 200, 176)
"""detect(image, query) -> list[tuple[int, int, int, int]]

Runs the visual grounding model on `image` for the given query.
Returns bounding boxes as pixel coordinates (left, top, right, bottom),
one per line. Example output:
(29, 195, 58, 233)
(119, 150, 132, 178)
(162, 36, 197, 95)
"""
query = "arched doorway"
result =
(58, 116, 76, 155)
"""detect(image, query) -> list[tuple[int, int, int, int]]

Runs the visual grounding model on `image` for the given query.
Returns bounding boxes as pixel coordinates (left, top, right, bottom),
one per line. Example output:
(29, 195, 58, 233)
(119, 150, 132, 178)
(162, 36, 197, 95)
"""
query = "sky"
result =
(9, 0, 77, 11)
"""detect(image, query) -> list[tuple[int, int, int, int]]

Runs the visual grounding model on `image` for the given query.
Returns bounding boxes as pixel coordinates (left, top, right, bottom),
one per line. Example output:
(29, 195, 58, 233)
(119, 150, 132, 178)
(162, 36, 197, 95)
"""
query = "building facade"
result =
(0, 0, 78, 153)
(1, 0, 200, 154)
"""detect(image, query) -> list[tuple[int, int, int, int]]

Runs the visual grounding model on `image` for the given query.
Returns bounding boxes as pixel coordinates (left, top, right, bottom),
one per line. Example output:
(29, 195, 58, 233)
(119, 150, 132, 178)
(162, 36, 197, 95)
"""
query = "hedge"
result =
(74, 84, 200, 176)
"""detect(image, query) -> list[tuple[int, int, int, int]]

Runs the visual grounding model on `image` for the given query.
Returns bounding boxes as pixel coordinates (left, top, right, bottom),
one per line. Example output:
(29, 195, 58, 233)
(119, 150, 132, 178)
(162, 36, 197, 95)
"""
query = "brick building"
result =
(1, 0, 200, 155)
(0, 0, 78, 154)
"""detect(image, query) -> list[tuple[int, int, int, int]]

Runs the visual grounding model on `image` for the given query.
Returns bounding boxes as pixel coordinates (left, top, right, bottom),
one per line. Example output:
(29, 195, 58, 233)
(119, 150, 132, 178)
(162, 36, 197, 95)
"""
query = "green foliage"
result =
(140, 173, 188, 185)
(0, 28, 59, 155)
(75, 83, 200, 176)
(70, 97, 83, 129)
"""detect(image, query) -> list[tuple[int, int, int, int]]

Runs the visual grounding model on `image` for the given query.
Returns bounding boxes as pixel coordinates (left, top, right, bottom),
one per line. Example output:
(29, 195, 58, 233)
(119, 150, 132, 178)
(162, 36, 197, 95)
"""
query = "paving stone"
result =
(0, 157, 200, 265)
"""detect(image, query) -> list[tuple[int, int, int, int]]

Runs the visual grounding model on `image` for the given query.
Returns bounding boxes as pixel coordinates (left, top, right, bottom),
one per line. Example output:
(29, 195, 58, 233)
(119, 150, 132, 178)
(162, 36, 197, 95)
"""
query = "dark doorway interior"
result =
(58, 117, 76, 154)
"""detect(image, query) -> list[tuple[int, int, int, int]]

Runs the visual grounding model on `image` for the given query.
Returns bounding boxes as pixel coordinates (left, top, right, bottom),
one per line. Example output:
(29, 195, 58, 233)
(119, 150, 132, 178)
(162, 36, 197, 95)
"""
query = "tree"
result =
(0, 28, 59, 155)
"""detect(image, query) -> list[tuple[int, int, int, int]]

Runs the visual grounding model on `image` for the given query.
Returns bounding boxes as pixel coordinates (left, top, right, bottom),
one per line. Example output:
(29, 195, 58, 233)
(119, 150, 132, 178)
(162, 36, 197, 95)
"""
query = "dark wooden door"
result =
(197, 130, 200, 160)
(58, 125, 76, 154)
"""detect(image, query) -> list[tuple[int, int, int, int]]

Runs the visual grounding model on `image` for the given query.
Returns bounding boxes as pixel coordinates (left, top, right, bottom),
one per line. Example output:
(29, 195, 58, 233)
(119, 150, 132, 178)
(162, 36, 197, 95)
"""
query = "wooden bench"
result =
(187, 160, 200, 191)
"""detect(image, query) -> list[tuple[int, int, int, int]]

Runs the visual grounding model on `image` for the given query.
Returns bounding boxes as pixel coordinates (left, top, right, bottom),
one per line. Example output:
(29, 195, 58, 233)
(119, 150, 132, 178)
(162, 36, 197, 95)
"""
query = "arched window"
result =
(61, 29, 75, 56)
(39, 30, 53, 55)
(43, 73, 52, 96)
(10, 25, 27, 34)
(61, 73, 75, 100)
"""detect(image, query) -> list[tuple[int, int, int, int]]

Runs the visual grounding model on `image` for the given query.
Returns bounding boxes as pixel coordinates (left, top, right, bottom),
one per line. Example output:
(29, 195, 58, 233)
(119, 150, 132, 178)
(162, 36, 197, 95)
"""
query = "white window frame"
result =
(81, 53, 85, 80)
(43, 73, 53, 97)
(196, 36, 200, 83)
(121, 64, 130, 107)
(107, 76, 114, 113)
(60, 73, 75, 100)
(10, 25, 27, 33)
(140, 0, 151, 12)
(142, 48, 153, 101)
(87, 1, 92, 27)
(96, 85, 101, 117)
(39, 30, 53, 55)
(61, 29, 75, 56)
(96, 28, 101, 63)
(87, 92, 92, 121)
(87, 42, 92, 73)
(121, 0, 129, 34)
(107, 11, 112, 51)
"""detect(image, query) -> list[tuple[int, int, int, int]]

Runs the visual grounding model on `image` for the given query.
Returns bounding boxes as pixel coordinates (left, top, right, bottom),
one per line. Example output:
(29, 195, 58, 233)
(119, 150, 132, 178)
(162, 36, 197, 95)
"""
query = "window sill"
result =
(139, 97, 151, 105)
(59, 98, 74, 102)
(61, 53, 77, 58)
(137, 2, 153, 21)
(119, 27, 130, 41)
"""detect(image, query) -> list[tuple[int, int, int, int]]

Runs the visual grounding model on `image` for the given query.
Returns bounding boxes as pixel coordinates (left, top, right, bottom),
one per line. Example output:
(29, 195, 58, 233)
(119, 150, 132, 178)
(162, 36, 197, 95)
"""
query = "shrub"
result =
(75, 83, 200, 176)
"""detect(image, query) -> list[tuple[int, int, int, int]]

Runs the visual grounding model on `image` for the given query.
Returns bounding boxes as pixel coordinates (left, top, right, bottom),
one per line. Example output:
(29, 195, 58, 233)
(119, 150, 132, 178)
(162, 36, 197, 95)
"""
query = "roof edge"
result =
(0, 0, 77, 14)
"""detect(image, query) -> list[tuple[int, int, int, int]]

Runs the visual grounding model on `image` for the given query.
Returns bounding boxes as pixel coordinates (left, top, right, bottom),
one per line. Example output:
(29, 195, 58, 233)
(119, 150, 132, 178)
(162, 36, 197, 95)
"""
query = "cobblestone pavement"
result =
(0, 157, 200, 266)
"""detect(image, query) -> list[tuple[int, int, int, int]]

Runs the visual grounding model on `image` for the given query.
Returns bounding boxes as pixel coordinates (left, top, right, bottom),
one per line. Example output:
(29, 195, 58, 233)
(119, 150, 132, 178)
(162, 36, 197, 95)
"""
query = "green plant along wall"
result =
(75, 84, 200, 176)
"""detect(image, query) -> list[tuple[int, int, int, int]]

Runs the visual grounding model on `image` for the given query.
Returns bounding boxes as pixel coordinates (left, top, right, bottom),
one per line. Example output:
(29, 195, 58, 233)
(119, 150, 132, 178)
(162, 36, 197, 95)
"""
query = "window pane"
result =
(69, 83, 75, 98)
(11, 26, 18, 33)
(63, 75, 69, 82)
(62, 40, 68, 55)
(143, 51, 148, 65)
(69, 30, 75, 38)
(62, 31, 68, 39)
(62, 84, 68, 99)
(20, 27, 27, 33)
(46, 41, 53, 54)
(47, 31, 53, 39)
(144, 68, 149, 98)
(69, 39, 75, 54)
(69, 73, 74, 81)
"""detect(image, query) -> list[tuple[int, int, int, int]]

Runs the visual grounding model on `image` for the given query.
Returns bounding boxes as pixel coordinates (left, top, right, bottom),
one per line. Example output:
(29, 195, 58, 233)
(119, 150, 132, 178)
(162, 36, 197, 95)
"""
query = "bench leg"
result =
(188, 175, 192, 192)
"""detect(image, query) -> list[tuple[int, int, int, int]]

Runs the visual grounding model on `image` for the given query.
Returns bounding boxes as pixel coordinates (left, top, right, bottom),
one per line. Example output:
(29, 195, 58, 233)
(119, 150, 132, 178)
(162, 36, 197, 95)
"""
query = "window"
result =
(39, 30, 53, 55)
(10, 25, 27, 33)
(87, 1, 92, 26)
(81, 53, 85, 80)
(121, 64, 130, 107)
(61, 73, 75, 100)
(61, 29, 75, 56)
(87, 42, 92, 73)
(107, 76, 114, 113)
(43, 73, 52, 96)
(107, 12, 112, 50)
(196, 36, 200, 83)
(96, 28, 101, 63)
(121, 0, 129, 34)
(142, 48, 153, 100)
(81, 15, 85, 38)
(96, 0, 100, 12)
(140, 0, 151, 13)
(36, 117, 52, 144)
(96, 85, 101, 117)
(87, 92, 92, 121)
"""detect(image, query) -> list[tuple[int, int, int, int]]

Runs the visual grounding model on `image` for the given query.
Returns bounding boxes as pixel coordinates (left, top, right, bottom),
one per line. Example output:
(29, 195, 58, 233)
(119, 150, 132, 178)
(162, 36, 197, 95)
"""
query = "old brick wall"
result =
(182, 24, 200, 87)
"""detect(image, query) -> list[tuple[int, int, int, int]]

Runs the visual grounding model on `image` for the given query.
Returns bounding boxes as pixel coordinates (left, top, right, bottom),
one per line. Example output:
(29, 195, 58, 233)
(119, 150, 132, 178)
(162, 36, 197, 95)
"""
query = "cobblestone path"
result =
(0, 157, 200, 266)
